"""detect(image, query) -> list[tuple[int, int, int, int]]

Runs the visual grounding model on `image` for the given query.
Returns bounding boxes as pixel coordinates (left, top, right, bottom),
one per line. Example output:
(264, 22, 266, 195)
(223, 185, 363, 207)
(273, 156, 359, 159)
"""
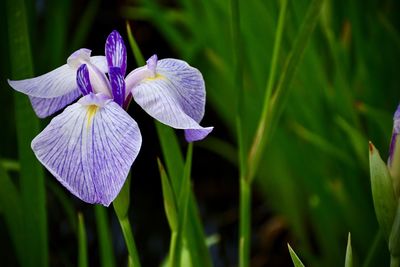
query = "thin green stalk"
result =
(119, 217, 141, 267)
(391, 256, 400, 267)
(247, 0, 324, 182)
(6, 0, 48, 265)
(260, 0, 288, 128)
(113, 175, 141, 267)
(95, 206, 116, 267)
(237, 2, 287, 266)
(246, 0, 288, 183)
(170, 143, 193, 267)
(168, 231, 179, 267)
(239, 177, 251, 267)
(78, 213, 88, 267)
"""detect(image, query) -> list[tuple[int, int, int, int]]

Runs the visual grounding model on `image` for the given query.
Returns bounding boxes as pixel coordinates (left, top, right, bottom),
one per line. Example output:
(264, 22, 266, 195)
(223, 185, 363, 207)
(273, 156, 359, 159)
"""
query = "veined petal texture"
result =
(31, 94, 142, 206)
(29, 90, 82, 118)
(131, 58, 212, 141)
(8, 55, 107, 99)
(105, 30, 127, 76)
(8, 64, 77, 98)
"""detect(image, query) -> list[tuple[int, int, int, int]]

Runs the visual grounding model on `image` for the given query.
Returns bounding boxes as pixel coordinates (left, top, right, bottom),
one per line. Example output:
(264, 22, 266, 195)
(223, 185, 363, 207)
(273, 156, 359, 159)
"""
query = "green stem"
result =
(95, 206, 116, 267)
(391, 256, 400, 267)
(247, 0, 323, 182)
(118, 217, 141, 267)
(168, 231, 179, 267)
(239, 177, 251, 267)
(78, 213, 88, 267)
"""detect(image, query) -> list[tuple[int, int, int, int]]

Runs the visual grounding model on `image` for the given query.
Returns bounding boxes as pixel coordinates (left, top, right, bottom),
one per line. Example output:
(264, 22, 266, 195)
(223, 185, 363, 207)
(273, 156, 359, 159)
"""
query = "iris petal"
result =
(31, 94, 142, 206)
(130, 58, 212, 141)
(8, 64, 77, 98)
(109, 67, 126, 107)
(77, 64, 93, 95)
(29, 90, 81, 118)
(105, 30, 127, 76)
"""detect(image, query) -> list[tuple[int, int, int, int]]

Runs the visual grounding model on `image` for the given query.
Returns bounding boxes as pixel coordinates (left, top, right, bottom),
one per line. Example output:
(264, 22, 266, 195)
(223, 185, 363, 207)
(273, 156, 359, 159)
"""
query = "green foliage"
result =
(122, 0, 400, 265)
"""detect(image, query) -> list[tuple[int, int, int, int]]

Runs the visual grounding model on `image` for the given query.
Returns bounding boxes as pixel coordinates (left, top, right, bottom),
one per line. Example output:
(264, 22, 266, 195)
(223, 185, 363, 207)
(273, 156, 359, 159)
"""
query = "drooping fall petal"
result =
(31, 93, 142, 206)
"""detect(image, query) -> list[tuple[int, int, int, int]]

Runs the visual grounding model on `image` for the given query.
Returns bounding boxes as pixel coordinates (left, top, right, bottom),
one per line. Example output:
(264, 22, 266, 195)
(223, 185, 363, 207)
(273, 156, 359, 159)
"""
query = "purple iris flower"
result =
(388, 104, 400, 195)
(8, 30, 212, 206)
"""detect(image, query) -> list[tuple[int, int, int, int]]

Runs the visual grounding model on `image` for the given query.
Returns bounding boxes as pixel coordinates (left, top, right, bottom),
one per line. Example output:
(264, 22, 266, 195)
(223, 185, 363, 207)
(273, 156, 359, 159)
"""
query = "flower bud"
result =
(369, 142, 397, 240)
(388, 104, 400, 197)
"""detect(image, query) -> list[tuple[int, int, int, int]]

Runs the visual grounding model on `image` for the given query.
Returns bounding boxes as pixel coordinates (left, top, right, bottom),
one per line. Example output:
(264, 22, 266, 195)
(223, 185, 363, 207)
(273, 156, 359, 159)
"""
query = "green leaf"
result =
(0, 164, 25, 266)
(126, 21, 145, 66)
(345, 233, 353, 267)
(288, 244, 306, 267)
(158, 159, 179, 232)
(369, 142, 397, 241)
(78, 213, 88, 267)
(6, 0, 48, 265)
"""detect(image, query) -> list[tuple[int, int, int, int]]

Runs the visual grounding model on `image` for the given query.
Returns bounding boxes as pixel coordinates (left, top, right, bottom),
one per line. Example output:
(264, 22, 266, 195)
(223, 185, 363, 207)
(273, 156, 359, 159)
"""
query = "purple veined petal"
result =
(77, 64, 93, 96)
(130, 57, 212, 140)
(29, 90, 81, 118)
(31, 93, 142, 206)
(129, 58, 206, 123)
(8, 49, 108, 99)
(389, 105, 400, 164)
(109, 67, 126, 107)
(184, 127, 214, 142)
(130, 59, 212, 141)
(105, 30, 127, 76)
(8, 64, 76, 98)
(388, 104, 400, 183)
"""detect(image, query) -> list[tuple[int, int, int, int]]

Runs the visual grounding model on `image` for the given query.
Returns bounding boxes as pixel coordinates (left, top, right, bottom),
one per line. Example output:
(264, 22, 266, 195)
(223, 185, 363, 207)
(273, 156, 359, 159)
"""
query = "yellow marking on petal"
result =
(144, 73, 165, 82)
(87, 105, 98, 128)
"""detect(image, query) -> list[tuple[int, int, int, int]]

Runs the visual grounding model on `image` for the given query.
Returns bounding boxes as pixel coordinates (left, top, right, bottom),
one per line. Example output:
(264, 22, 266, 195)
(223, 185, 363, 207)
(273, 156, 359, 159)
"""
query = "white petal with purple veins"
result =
(29, 90, 81, 118)
(31, 94, 142, 206)
(8, 52, 107, 99)
(129, 58, 206, 123)
(8, 64, 76, 98)
(129, 58, 212, 141)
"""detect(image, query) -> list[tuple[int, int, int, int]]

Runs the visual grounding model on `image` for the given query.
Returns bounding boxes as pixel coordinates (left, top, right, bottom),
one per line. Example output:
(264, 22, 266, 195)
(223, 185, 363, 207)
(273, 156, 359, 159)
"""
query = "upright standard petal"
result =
(109, 67, 126, 107)
(129, 58, 212, 141)
(77, 64, 93, 95)
(31, 94, 142, 206)
(105, 30, 127, 76)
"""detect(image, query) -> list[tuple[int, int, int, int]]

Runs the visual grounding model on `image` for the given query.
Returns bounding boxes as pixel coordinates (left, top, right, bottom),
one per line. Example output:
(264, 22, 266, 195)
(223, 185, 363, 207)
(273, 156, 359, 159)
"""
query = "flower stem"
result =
(239, 177, 251, 267)
(118, 216, 141, 267)
(391, 255, 400, 267)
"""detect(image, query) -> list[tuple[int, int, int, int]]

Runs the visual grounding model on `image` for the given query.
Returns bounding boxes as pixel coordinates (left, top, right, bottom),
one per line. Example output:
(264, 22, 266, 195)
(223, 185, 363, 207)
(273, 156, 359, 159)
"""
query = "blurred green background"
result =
(1, 0, 399, 266)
